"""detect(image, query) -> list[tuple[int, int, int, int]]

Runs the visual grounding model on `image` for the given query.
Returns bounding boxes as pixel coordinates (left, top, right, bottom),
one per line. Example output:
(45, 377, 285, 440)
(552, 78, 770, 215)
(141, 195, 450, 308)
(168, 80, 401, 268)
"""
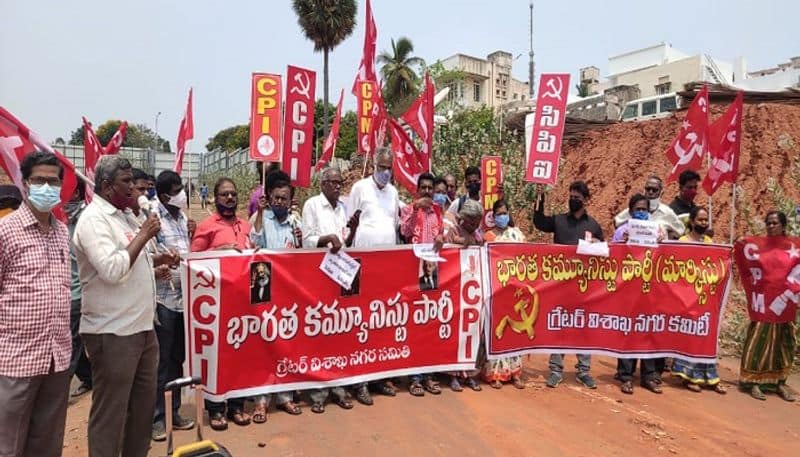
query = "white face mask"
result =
(167, 190, 188, 209)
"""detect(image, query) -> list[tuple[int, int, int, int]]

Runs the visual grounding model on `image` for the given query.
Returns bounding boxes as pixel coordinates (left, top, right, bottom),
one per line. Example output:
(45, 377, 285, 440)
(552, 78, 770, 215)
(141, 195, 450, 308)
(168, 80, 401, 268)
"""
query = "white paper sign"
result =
(627, 219, 659, 247)
(412, 243, 446, 262)
(319, 251, 361, 289)
(576, 239, 610, 257)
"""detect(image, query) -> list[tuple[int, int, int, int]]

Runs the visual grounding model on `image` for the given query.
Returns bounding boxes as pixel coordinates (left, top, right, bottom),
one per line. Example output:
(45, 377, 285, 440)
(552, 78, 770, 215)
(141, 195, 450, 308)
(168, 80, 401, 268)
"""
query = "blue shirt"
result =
(250, 210, 297, 249)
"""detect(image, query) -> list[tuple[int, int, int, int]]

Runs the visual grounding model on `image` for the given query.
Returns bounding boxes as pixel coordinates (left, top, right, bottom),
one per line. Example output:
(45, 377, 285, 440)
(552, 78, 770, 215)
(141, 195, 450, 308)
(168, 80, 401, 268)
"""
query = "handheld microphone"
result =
(137, 196, 166, 245)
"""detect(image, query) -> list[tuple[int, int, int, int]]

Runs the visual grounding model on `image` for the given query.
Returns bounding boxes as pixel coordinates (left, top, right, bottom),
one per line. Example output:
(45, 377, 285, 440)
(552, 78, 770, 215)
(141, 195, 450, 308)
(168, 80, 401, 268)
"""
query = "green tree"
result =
(293, 0, 357, 137)
(575, 82, 590, 97)
(68, 121, 170, 151)
(378, 37, 425, 116)
(206, 124, 250, 152)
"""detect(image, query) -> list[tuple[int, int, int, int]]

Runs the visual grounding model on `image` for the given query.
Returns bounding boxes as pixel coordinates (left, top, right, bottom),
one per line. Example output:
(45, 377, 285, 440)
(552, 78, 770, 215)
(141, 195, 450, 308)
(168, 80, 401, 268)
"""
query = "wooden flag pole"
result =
(729, 184, 737, 244)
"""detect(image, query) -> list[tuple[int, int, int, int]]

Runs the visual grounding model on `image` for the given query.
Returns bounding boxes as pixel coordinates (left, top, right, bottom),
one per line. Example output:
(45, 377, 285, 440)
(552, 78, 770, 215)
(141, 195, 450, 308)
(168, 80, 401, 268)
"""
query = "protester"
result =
(0, 184, 23, 218)
(0, 151, 72, 457)
(249, 170, 304, 420)
(433, 176, 449, 209)
(481, 200, 526, 389)
(151, 171, 195, 441)
(444, 173, 458, 207)
(738, 211, 797, 402)
(400, 172, 444, 397)
(671, 206, 726, 394)
(300, 167, 356, 413)
(612, 194, 665, 394)
(130, 168, 151, 219)
(191, 177, 253, 429)
(533, 181, 603, 389)
(444, 199, 485, 391)
(73, 155, 173, 457)
(669, 170, 701, 220)
(146, 173, 157, 200)
(614, 175, 684, 239)
(64, 180, 92, 399)
(199, 182, 209, 209)
(347, 147, 400, 405)
(445, 166, 481, 232)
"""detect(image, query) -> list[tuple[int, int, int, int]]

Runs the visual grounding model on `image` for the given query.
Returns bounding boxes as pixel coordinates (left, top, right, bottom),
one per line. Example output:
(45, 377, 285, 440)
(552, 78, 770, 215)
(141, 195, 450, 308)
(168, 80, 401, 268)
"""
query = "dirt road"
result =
(60, 355, 799, 457)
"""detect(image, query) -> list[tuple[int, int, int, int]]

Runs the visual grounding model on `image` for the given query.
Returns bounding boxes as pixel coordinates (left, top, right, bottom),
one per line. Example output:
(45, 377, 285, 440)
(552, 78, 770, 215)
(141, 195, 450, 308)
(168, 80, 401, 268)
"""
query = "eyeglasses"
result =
(322, 180, 343, 187)
(28, 177, 62, 186)
(644, 186, 660, 193)
(218, 191, 238, 198)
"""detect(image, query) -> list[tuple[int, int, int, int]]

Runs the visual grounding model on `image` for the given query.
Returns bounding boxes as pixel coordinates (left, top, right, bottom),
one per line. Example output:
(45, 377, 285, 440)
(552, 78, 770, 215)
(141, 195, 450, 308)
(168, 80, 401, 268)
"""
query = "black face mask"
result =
(216, 201, 237, 218)
(568, 198, 584, 213)
(466, 182, 480, 196)
(693, 224, 708, 235)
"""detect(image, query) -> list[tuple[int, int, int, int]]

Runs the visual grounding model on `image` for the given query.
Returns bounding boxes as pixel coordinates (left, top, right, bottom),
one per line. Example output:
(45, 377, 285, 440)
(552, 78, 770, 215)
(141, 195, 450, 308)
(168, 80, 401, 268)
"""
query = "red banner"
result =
(525, 73, 570, 184)
(703, 91, 743, 195)
(486, 242, 732, 362)
(666, 85, 709, 183)
(281, 66, 316, 187)
(102, 121, 127, 155)
(184, 246, 484, 399)
(249, 73, 283, 162)
(734, 236, 800, 323)
(357, 80, 377, 155)
(400, 73, 434, 170)
(174, 88, 194, 175)
(315, 89, 344, 173)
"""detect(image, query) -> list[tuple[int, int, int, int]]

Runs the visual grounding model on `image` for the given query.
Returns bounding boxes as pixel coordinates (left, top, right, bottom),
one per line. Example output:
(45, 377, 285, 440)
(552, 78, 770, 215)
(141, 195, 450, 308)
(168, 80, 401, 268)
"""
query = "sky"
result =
(1, 0, 797, 152)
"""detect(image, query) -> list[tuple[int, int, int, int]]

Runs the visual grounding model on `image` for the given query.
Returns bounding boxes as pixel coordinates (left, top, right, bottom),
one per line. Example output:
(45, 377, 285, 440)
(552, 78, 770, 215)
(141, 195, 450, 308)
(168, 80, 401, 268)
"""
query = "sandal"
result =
(749, 385, 766, 401)
(227, 410, 251, 426)
(685, 382, 702, 393)
(712, 383, 727, 395)
(409, 381, 425, 397)
(642, 379, 663, 394)
(620, 380, 634, 395)
(466, 378, 482, 392)
(356, 387, 373, 406)
(378, 382, 397, 397)
(776, 384, 796, 402)
(311, 402, 325, 414)
(450, 377, 463, 392)
(423, 378, 442, 395)
(491, 380, 503, 389)
(252, 404, 267, 424)
(512, 377, 525, 390)
(209, 412, 228, 431)
(280, 401, 303, 415)
(333, 396, 354, 409)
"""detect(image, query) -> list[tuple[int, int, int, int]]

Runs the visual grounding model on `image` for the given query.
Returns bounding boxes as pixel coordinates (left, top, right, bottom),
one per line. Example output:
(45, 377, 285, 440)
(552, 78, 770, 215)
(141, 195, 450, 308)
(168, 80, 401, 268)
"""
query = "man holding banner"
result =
(533, 181, 604, 389)
(445, 166, 482, 233)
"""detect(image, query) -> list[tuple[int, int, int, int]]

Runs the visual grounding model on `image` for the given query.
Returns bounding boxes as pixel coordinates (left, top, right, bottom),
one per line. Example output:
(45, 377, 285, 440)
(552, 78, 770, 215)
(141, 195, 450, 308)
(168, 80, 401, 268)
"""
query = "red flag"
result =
(351, 0, 377, 95)
(389, 118, 424, 194)
(703, 91, 743, 195)
(174, 88, 194, 174)
(400, 73, 434, 171)
(315, 89, 344, 172)
(102, 121, 128, 155)
(524, 73, 570, 184)
(0, 107, 77, 220)
(82, 117, 103, 202)
(666, 85, 709, 183)
(282, 66, 316, 187)
(735, 236, 800, 323)
(371, 81, 389, 151)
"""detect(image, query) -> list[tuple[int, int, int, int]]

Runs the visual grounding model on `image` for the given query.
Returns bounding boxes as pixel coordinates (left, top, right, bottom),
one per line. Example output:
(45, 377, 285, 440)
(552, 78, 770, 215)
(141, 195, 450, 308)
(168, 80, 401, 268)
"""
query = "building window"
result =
(513, 93, 518, 100)
(496, 89, 500, 95)
(473, 83, 481, 102)
(655, 82, 672, 95)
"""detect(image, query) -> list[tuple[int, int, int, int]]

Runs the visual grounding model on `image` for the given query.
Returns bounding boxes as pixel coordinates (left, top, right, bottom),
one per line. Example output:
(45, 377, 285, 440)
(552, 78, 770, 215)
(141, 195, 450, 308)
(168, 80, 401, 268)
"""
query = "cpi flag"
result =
(102, 121, 128, 155)
(400, 73, 434, 170)
(0, 107, 77, 219)
(82, 117, 103, 202)
(250, 74, 283, 162)
(734, 236, 800, 323)
(525, 74, 570, 184)
(315, 89, 344, 172)
(703, 91, 743, 195)
(174, 88, 194, 175)
(281, 66, 316, 187)
(666, 85, 709, 183)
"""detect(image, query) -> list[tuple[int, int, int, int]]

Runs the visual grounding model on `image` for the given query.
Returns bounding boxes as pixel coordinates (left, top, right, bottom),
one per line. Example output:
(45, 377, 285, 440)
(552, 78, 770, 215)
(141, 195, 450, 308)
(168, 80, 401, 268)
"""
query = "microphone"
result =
(137, 195, 165, 245)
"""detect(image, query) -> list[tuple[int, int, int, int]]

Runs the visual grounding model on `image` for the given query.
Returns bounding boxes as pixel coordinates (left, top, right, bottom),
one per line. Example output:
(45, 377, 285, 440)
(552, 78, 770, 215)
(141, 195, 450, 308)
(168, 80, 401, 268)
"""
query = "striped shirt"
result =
(156, 202, 189, 312)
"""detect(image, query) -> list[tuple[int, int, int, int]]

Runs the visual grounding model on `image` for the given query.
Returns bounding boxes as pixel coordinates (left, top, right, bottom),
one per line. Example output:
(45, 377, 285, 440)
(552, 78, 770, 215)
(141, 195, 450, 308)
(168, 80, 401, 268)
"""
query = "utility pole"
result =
(528, 1, 535, 99)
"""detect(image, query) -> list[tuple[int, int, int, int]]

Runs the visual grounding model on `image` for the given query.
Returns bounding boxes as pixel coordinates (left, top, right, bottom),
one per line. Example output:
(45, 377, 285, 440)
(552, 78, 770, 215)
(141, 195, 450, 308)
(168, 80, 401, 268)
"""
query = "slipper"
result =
(311, 402, 325, 414)
(466, 378, 482, 392)
(227, 410, 250, 426)
(512, 377, 525, 390)
(423, 379, 442, 395)
(252, 404, 267, 424)
(280, 401, 302, 415)
(409, 381, 425, 397)
(209, 412, 228, 431)
(620, 381, 634, 395)
(333, 396, 354, 409)
(450, 378, 463, 392)
(491, 380, 503, 389)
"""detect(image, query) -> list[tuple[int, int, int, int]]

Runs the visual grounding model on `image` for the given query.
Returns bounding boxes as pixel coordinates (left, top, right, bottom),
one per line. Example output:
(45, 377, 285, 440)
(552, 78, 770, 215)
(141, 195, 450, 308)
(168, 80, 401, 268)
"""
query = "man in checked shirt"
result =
(0, 151, 73, 457)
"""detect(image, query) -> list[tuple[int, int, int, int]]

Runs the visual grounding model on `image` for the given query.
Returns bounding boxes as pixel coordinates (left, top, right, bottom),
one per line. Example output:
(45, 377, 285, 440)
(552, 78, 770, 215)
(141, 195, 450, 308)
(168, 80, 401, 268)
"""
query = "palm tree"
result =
(293, 0, 357, 136)
(378, 37, 425, 116)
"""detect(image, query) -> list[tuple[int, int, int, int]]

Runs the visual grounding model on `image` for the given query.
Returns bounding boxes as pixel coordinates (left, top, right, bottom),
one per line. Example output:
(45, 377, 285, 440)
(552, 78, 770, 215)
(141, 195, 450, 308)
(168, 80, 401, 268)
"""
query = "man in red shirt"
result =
(0, 151, 73, 456)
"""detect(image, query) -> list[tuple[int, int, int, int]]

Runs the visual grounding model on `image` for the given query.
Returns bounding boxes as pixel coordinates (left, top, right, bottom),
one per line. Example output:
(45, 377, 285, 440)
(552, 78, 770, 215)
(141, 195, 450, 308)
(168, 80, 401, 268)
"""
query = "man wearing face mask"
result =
(533, 180, 604, 390)
(432, 176, 449, 209)
(445, 166, 482, 233)
(669, 169, 701, 221)
(347, 147, 401, 404)
(0, 184, 23, 218)
(150, 171, 195, 441)
(251, 170, 302, 251)
(0, 151, 72, 457)
(614, 175, 684, 239)
(73, 155, 173, 457)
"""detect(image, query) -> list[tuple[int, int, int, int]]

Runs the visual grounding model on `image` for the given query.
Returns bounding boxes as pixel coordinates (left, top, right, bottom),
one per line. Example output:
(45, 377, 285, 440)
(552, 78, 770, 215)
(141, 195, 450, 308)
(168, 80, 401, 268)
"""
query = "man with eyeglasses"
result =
(300, 166, 357, 414)
(0, 151, 72, 457)
(614, 175, 684, 239)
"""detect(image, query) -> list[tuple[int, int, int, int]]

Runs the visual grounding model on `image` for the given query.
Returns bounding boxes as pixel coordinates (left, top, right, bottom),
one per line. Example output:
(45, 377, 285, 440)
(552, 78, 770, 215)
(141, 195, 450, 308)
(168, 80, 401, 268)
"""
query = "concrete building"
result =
(440, 51, 530, 110)
(736, 56, 800, 91)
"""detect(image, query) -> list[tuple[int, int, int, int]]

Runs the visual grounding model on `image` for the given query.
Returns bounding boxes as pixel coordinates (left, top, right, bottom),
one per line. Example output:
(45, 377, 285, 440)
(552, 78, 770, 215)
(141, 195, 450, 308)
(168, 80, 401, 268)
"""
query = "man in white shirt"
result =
(345, 147, 401, 405)
(614, 175, 685, 239)
(301, 166, 357, 413)
(73, 155, 176, 457)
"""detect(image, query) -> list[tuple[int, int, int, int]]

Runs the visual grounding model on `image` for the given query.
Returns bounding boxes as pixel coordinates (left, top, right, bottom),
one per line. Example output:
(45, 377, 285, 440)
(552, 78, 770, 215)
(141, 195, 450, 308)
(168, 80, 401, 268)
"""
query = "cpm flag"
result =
(0, 107, 78, 220)
(703, 91, 743, 195)
(351, 0, 377, 95)
(400, 72, 434, 171)
(103, 121, 128, 155)
(315, 89, 344, 172)
(666, 85, 709, 183)
(82, 117, 103, 202)
(389, 118, 424, 194)
(174, 88, 194, 174)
